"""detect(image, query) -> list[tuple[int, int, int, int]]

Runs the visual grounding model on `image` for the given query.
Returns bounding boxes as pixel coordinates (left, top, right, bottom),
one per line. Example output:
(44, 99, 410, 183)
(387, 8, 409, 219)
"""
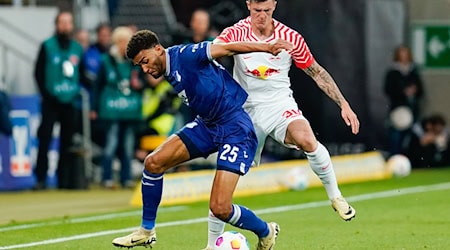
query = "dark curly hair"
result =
(126, 30, 160, 60)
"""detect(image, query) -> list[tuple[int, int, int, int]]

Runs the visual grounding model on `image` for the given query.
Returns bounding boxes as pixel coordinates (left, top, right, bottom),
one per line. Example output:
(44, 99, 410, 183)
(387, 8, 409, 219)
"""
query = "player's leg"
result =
(141, 119, 215, 233)
(210, 170, 279, 250)
(205, 107, 269, 249)
(283, 118, 356, 221)
(112, 134, 191, 248)
(113, 119, 214, 248)
(141, 134, 191, 226)
(205, 210, 225, 250)
(266, 98, 355, 221)
(209, 115, 279, 250)
(284, 119, 342, 197)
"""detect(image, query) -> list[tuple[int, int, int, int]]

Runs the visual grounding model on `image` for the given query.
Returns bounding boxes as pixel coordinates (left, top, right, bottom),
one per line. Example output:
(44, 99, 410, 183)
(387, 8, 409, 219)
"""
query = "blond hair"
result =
(111, 26, 133, 44)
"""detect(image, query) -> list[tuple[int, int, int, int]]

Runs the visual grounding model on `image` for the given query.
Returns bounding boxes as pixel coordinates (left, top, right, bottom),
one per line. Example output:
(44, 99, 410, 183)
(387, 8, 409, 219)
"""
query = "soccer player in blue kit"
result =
(112, 30, 292, 250)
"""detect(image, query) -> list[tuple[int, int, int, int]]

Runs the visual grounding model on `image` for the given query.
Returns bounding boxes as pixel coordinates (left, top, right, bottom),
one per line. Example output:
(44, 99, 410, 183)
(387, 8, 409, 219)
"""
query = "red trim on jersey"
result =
(217, 17, 315, 69)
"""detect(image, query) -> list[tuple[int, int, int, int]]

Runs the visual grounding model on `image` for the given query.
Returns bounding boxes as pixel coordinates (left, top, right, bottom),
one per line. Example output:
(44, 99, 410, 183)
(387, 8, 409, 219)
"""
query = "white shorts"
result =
(244, 96, 307, 165)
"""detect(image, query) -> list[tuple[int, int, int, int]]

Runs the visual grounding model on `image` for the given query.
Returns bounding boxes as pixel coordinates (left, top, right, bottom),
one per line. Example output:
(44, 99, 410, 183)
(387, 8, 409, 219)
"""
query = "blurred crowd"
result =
(28, 9, 223, 190)
(0, 6, 448, 191)
(384, 46, 450, 169)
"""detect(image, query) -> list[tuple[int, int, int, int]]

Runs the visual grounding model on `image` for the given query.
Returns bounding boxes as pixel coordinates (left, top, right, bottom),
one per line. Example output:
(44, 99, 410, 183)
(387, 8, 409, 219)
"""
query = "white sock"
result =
(305, 142, 342, 200)
(207, 209, 226, 248)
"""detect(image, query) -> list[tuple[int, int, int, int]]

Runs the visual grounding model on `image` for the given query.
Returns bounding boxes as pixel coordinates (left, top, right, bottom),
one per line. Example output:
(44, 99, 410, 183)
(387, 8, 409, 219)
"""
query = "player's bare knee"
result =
(210, 202, 232, 221)
(144, 154, 164, 174)
(302, 133, 318, 152)
(294, 132, 317, 152)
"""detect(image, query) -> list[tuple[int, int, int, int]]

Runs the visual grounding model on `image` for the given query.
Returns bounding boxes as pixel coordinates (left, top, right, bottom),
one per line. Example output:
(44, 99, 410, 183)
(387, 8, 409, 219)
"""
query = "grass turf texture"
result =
(0, 167, 449, 249)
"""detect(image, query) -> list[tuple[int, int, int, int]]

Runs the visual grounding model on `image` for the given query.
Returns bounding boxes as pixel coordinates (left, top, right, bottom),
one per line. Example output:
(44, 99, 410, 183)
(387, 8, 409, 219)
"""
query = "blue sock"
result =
(141, 170, 163, 230)
(225, 204, 269, 238)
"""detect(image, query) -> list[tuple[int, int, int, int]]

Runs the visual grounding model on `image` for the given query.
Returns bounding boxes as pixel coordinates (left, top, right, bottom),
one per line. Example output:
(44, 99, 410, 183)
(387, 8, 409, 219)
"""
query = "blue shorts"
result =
(176, 112, 257, 175)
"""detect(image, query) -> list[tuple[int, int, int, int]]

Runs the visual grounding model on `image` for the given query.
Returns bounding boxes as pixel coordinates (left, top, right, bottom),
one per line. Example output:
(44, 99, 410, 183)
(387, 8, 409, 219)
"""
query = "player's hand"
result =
(269, 39, 293, 55)
(341, 102, 359, 134)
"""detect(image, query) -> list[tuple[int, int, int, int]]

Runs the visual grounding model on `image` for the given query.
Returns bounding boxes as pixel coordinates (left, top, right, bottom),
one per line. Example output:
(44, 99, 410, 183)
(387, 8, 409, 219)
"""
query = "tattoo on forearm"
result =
(303, 62, 345, 107)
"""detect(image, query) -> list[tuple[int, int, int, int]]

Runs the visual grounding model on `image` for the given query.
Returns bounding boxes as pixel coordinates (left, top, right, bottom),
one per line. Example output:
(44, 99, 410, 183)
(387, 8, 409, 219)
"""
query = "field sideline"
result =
(1, 167, 449, 249)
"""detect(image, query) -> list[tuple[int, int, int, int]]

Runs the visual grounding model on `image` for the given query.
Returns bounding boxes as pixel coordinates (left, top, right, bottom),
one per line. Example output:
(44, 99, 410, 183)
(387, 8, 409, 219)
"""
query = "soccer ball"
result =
(281, 167, 309, 191)
(214, 231, 250, 250)
(389, 106, 413, 130)
(386, 154, 411, 178)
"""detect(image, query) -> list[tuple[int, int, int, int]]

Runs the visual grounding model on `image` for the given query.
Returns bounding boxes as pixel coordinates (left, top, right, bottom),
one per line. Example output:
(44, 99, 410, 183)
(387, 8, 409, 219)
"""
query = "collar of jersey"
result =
(164, 48, 170, 76)
(247, 16, 279, 43)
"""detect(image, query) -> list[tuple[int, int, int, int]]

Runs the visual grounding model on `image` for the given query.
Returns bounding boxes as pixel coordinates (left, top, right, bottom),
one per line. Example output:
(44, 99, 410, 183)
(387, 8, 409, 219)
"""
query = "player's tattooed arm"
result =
(303, 61, 346, 107)
(303, 60, 360, 135)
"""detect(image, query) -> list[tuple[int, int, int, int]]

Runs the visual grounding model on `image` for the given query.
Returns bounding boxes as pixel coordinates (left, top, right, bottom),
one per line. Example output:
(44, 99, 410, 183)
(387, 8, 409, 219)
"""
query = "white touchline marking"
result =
(1, 182, 449, 250)
(0, 206, 187, 233)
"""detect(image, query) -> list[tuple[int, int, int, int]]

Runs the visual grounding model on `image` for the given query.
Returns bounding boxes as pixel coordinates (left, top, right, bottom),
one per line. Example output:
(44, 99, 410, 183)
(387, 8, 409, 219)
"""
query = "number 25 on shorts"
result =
(219, 144, 239, 163)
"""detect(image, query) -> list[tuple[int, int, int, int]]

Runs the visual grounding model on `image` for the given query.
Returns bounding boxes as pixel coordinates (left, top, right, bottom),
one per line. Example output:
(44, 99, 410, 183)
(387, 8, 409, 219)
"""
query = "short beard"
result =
(56, 31, 72, 40)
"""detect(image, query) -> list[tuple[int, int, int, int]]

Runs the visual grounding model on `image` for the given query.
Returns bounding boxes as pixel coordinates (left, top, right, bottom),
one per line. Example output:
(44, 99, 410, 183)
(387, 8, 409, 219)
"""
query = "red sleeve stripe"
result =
(286, 30, 314, 69)
(217, 18, 253, 42)
(216, 28, 232, 42)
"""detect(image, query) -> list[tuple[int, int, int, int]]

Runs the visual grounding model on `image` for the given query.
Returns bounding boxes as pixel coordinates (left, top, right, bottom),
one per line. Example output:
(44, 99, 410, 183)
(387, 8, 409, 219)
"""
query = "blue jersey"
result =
(164, 42, 248, 123)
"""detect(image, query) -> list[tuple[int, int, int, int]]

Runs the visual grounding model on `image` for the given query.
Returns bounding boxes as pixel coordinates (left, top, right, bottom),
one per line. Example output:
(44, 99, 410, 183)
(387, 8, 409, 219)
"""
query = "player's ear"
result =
(154, 45, 164, 56)
(246, 1, 250, 11)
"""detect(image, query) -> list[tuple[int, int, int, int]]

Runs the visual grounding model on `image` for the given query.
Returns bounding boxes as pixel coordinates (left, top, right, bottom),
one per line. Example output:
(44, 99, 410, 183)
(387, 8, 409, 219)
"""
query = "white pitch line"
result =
(1, 182, 449, 250)
(255, 181, 450, 215)
(0, 206, 187, 233)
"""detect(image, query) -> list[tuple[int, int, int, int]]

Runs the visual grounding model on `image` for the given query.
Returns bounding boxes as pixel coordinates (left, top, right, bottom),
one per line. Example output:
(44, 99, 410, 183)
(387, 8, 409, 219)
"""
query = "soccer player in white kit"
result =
(203, 0, 360, 249)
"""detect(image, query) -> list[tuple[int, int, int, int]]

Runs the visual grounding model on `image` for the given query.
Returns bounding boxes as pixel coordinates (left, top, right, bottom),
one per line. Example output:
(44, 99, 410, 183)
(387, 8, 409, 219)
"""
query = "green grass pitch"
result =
(1, 167, 449, 249)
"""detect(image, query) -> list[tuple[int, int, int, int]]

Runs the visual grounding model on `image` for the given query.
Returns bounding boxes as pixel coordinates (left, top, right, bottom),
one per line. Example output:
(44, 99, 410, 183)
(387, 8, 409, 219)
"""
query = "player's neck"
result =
(252, 24, 274, 41)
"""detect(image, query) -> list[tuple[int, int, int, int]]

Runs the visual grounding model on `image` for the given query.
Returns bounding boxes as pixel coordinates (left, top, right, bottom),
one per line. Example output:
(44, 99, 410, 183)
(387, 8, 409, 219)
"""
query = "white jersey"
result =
(216, 17, 315, 108)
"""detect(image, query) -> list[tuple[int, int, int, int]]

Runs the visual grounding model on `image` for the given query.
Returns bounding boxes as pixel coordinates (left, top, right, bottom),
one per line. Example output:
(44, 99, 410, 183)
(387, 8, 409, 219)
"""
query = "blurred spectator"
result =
(384, 45, 424, 155)
(128, 24, 138, 34)
(172, 9, 215, 45)
(80, 23, 111, 151)
(80, 23, 111, 91)
(140, 76, 180, 136)
(173, 9, 214, 44)
(72, 28, 89, 150)
(33, 11, 84, 189)
(186, 9, 215, 43)
(74, 29, 90, 51)
(135, 75, 181, 161)
(92, 26, 143, 189)
(405, 114, 449, 168)
(0, 83, 12, 136)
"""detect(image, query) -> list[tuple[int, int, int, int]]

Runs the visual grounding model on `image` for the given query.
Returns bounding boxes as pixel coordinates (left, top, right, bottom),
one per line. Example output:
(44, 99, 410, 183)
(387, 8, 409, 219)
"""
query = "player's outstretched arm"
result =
(303, 60, 360, 135)
(209, 39, 292, 59)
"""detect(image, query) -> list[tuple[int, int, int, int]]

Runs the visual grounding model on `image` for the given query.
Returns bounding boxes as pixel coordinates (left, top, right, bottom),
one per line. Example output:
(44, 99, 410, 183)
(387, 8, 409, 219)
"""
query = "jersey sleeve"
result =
(216, 18, 250, 43)
(178, 41, 213, 65)
(216, 26, 236, 43)
(290, 33, 315, 69)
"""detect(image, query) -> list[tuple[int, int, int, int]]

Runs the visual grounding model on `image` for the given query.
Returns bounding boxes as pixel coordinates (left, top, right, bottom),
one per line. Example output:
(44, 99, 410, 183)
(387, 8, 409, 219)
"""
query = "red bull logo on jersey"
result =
(246, 65, 280, 79)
